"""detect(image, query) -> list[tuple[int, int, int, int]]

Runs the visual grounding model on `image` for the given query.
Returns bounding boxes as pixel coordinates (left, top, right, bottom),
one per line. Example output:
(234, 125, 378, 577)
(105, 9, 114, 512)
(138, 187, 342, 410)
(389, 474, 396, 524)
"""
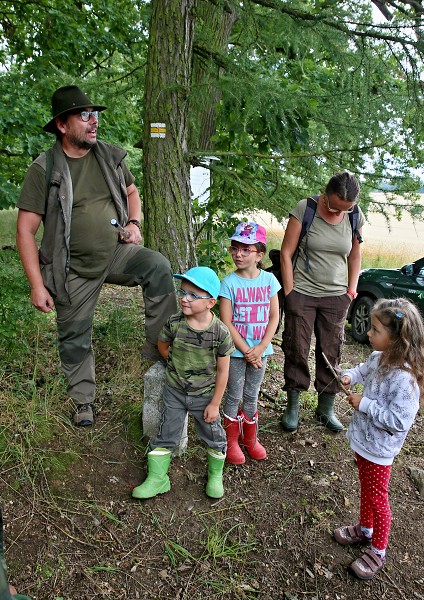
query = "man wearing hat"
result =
(16, 85, 177, 426)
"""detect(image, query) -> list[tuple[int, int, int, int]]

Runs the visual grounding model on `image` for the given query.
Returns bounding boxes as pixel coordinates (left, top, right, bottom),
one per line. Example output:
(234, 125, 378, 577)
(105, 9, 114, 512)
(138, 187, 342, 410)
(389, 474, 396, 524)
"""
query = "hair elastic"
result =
(395, 312, 404, 319)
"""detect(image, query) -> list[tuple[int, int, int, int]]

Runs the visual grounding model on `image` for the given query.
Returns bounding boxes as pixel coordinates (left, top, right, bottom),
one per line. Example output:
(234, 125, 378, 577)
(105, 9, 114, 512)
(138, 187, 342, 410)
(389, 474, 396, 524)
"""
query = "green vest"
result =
(34, 140, 130, 304)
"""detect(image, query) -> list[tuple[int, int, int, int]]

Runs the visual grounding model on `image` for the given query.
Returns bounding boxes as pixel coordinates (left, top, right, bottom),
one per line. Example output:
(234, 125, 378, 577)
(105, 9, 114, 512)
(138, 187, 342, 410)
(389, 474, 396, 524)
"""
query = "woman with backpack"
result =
(280, 171, 364, 433)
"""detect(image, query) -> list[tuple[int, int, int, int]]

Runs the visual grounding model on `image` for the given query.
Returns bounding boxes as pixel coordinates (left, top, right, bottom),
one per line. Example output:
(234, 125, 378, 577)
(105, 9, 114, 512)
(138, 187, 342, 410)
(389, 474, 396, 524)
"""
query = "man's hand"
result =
(30, 285, 55, 312)
(122, 223, 142, 244)
(204, 403, 219, 423)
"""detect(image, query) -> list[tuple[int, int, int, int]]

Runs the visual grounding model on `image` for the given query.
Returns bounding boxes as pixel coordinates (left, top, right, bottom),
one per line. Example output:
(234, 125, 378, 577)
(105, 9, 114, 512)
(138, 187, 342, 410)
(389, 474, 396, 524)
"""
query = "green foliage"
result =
(193, 199, 240, 275)
(0, 0, 150, 209)
(203, 1, 423, 219)
(0, 0, 422, 239)
(0, 248, 44, 347)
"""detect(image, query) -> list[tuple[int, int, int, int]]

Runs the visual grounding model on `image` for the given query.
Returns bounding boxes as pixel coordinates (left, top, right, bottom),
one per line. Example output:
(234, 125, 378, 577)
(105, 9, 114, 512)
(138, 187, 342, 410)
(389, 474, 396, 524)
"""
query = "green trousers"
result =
(55, 243, 177, 404)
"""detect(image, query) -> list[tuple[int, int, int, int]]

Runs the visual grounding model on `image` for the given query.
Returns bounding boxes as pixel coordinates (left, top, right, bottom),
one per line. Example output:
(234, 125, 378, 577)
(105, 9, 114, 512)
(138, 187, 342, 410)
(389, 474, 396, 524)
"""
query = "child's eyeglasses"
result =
(176, 288, 212, 302)
(227, 246, 258, 256)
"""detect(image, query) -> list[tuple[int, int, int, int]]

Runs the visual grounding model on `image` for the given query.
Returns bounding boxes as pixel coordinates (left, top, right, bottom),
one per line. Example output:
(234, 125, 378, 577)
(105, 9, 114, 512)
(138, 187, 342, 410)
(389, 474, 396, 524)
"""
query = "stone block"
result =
(142, 361, 188, 455)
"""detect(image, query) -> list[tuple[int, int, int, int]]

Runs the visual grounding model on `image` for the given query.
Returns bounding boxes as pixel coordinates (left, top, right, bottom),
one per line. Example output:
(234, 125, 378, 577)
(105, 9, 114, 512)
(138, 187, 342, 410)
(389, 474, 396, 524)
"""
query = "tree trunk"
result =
(142, 0, 197, 271)
(190, 0, 238, 152)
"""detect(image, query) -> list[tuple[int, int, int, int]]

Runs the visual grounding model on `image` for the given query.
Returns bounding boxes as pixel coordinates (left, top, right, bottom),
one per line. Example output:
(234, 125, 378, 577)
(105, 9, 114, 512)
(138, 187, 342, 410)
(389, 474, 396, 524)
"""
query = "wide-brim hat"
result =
(43, 85, 107, 133)
(173, 267, 221, 299)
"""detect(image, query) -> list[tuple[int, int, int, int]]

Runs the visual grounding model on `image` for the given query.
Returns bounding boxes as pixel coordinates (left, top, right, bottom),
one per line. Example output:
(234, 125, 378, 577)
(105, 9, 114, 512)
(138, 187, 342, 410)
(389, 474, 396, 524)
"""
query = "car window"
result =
(413, 257, 424, 275)
(416, 267, 424, 288)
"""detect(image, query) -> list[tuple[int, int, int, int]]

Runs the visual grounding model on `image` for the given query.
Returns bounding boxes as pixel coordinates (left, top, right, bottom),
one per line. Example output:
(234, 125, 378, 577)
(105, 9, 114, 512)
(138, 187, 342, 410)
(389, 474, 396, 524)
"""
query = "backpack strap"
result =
(349, 204, 363, 244)
(292, 195, 318, 272)
(44, 148, 54, 213)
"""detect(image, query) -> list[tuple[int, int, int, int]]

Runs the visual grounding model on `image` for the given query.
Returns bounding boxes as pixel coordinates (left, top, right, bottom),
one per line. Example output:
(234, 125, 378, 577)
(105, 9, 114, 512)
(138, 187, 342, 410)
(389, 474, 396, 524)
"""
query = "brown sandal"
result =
(349, 548, 385, 580)
(333, 524, 369, 546)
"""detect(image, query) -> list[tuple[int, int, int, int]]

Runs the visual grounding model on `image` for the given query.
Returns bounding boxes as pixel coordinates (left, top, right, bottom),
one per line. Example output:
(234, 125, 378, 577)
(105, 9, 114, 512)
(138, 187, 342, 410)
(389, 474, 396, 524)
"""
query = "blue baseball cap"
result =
(173, 267, 221, 299)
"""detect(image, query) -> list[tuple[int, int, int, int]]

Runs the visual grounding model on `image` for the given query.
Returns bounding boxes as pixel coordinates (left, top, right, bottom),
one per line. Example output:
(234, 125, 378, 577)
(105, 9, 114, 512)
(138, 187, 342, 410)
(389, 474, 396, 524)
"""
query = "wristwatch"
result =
(126, 219, 142, 233)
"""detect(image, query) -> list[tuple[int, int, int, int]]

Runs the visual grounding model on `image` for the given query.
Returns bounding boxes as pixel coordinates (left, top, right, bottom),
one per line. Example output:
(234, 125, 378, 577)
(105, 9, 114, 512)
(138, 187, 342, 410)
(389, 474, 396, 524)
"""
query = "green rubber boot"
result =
(281, 389, 300, 431)
(205, 449, 225, 499)
(132, 448, 172, 499)
(315, 392, 344, 432)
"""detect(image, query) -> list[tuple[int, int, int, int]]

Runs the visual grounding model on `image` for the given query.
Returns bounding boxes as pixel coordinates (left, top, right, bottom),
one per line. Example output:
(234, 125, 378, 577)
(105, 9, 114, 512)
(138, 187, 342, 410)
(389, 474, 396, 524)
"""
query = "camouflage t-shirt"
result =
(159, 312, 235, 396)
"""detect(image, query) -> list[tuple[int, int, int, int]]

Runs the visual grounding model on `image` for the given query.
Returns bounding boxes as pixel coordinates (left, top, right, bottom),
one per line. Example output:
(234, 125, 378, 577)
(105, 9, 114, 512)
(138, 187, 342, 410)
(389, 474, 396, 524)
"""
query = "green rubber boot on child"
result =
(205, 449, 226, 498)
(132, 448, 172, 499)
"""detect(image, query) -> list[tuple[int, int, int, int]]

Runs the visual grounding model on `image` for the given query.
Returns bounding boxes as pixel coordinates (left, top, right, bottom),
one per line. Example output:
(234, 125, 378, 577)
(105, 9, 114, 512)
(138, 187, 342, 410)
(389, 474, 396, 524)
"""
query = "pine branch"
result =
(248, 0, 423, 51)
(190, 141, 390, 162)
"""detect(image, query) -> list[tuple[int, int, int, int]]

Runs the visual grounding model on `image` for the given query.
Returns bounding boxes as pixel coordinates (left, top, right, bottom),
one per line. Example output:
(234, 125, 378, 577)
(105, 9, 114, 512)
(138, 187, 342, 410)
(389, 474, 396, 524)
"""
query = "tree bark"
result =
(142, 0, 197, 271)
(190, 0, 238, 152)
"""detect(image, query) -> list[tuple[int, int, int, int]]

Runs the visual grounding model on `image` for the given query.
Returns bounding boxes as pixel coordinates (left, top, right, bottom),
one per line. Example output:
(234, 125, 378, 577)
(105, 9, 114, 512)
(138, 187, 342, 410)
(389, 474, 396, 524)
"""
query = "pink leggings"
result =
(356, 453, 392, 550)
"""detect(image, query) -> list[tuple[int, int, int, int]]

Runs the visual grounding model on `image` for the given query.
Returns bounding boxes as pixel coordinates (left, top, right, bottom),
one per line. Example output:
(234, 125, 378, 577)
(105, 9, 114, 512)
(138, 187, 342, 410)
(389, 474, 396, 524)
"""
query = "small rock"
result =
(408, 467, 424, 495)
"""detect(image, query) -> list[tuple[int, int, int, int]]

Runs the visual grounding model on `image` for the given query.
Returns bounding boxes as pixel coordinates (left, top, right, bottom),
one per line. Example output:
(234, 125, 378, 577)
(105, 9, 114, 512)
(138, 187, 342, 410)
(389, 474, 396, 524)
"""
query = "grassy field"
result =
(265, 230, 420, 270)
(0, 208, 18, 246)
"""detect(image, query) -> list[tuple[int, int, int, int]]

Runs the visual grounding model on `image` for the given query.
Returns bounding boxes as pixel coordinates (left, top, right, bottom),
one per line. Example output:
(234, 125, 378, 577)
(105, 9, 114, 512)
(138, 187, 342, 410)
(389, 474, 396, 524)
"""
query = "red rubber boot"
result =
(223, 414, 245, 465)
(241, 411, 267, 460)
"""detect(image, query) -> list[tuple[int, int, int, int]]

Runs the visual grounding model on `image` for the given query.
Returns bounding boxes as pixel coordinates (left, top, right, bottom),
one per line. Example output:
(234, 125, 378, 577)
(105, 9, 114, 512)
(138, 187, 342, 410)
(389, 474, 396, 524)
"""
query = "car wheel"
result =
(351, 296, 374, 344)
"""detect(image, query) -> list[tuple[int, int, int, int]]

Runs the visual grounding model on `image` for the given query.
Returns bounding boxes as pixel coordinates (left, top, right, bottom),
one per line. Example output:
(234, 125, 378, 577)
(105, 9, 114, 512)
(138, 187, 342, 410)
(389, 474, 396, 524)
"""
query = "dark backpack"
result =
(293, 195, 363, 272)
(267, 195, 363, 288)
(265, 196, 363, 329)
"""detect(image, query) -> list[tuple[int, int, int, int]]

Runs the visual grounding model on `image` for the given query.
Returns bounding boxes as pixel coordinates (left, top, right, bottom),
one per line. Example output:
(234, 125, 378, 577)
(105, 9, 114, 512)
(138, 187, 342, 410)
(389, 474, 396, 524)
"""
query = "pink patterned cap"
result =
(230, 222, 267, 245)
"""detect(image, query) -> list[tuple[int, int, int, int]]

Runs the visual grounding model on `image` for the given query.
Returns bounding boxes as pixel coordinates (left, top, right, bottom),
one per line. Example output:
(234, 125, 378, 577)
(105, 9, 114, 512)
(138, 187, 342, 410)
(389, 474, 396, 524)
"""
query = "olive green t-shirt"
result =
(291, 198, 365, 296)
(18, 150, 134, 278)
(159, 312, 235, 396)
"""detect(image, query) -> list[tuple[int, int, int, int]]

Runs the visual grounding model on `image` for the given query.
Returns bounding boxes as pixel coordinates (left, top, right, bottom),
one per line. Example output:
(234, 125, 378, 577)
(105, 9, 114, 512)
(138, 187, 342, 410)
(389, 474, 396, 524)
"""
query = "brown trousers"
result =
(282, 290, 351, 393)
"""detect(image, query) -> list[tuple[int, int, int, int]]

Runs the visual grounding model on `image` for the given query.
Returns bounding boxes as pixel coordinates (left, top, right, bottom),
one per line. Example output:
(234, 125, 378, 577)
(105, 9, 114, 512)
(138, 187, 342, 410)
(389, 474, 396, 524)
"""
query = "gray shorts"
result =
(151, 383, 227, 453)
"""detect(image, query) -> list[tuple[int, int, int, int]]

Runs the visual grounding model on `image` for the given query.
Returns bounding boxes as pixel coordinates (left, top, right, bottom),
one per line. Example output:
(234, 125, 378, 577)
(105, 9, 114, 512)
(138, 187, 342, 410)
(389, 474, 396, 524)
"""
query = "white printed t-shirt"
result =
(219, 270, 281, 358)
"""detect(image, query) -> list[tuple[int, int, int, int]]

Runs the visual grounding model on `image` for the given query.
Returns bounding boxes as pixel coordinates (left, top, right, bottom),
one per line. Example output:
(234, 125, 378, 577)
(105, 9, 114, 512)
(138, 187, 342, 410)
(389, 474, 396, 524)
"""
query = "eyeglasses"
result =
(326, 195, 355, 214)
(79, 110, 99, 122)
(176, 288, 212, 302)
(227, 246, 258, 256)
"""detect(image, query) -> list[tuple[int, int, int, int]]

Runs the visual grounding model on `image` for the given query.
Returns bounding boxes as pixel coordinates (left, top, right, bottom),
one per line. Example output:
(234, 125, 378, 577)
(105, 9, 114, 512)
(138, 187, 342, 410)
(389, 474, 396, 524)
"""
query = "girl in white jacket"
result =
(334, 298, 424, 580)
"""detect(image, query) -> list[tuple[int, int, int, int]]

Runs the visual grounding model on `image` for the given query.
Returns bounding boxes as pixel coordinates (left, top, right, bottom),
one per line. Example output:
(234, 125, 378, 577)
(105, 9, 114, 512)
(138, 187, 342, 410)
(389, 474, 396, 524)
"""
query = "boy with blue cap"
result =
(132, 267, 235, 500)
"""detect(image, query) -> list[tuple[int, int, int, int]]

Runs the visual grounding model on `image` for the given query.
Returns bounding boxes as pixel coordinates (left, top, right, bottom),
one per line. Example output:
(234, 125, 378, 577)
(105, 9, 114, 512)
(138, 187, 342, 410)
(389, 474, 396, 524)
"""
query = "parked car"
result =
(347, 256, 424, 343)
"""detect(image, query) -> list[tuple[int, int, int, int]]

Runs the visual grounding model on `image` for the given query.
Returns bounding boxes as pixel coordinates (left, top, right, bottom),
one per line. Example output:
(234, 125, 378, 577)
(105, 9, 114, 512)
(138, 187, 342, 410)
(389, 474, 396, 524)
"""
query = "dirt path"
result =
(2, 323, 424, 600)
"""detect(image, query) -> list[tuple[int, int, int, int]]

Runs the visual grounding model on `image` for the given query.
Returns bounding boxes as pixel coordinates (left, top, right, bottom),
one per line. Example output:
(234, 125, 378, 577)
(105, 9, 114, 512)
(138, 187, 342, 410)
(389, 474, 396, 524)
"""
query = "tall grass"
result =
(0, 208, 18, 246)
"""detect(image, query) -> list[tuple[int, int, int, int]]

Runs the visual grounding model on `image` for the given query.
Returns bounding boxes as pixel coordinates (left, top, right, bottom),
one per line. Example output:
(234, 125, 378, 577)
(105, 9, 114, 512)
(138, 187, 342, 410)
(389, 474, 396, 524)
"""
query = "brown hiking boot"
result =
(73, 403, 94, 427)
